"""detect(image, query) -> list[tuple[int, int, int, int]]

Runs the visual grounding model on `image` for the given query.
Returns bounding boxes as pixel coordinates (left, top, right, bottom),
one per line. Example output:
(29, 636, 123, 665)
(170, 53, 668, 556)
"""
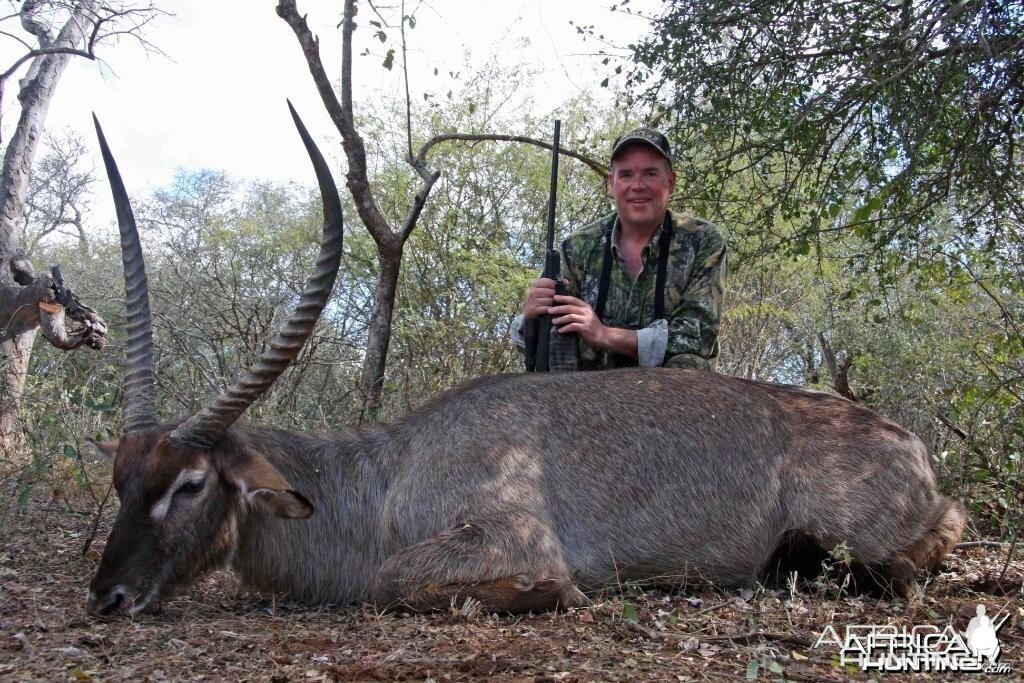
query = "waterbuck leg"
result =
(903, 500, 968, 571)
(879, 499, 968, 598)
(874, 554, 918, 599)
(372, 517, 589, 613)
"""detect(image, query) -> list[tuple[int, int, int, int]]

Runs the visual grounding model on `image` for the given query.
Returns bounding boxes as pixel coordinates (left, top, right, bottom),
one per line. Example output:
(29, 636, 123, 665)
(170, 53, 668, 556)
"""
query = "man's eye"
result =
(176, 479, 205, 496)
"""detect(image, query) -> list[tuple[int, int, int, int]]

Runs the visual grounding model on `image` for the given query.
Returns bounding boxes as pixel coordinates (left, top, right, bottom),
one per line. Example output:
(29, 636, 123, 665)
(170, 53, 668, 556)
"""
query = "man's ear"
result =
(85, 436, 120, 460)
(227, 448, 314, 519)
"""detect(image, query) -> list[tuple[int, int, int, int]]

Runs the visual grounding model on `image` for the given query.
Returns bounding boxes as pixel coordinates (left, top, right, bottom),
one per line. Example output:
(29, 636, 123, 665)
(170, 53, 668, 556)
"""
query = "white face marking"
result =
(129, 581, 162, 615)
(150, 468, 207, 521)
(233, 479, 272, 505)
(88, 583, 129, 614)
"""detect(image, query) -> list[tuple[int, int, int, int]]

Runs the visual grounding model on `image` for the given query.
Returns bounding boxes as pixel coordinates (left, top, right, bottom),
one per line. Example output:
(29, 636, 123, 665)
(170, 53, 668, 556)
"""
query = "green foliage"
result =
(8, 340, 119, 510)
(620, 601, 640, 623)
(745, 658, 782, 680)
(15, 484, 33, 512)
(621, 0, 1022, 273)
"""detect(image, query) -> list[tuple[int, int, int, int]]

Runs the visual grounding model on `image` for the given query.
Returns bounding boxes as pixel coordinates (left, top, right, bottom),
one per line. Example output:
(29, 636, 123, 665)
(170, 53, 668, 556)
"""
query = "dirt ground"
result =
(2, 494, 1022, 682)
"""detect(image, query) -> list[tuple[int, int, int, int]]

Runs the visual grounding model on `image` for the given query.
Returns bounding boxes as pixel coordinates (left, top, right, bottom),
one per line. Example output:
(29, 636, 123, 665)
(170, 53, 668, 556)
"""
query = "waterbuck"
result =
(86, 108, 966, 617)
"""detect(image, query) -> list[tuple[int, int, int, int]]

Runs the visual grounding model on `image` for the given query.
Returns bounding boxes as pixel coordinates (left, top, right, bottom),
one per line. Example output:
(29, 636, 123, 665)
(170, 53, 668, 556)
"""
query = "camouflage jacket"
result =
(559, 210, 726, 370)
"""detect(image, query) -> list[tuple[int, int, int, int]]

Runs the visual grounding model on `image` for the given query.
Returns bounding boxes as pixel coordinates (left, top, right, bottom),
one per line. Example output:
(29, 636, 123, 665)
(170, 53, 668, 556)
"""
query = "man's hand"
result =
(550, 294, 639, 359)
(549, 294, 607, 346)
(522, 277, 560, 320)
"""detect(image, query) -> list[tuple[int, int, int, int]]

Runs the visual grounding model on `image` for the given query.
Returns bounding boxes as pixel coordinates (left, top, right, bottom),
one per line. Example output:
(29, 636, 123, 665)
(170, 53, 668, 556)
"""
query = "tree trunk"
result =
(0, 1, 99, 459)
(818, 332, 857, 401)
(278, 0, 431, 423)
(0, 264, 106, 461)
(0, 332, 33, 464)
(804, 336, 819, 384)
(357, 245, 402, 422)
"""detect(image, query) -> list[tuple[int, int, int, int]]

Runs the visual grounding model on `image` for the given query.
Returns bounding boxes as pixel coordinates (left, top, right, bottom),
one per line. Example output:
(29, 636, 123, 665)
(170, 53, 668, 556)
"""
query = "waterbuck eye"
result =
(176, 478, 205, 496)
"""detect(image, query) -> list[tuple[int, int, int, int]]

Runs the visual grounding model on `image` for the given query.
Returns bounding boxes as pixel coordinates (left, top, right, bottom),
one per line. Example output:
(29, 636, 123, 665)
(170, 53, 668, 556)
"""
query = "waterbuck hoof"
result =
(561, 584, 592, 608)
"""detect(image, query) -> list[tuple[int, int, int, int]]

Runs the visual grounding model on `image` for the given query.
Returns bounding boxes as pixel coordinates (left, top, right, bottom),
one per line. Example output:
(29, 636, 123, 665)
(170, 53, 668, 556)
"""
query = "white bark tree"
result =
(0, 0, 164, 461)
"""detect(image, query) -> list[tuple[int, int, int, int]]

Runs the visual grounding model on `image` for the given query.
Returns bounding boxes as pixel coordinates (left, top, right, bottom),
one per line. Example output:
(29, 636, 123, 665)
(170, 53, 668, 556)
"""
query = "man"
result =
(514, 127, 726, 370)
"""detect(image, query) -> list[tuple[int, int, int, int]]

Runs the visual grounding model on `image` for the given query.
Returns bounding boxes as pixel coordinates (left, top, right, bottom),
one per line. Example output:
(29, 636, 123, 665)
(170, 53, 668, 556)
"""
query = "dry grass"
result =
(2, 488, 1022, 682)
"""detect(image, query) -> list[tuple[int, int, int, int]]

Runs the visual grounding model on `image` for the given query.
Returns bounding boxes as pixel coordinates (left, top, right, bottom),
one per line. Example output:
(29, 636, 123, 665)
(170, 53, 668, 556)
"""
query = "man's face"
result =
(608, 145, 676, 233)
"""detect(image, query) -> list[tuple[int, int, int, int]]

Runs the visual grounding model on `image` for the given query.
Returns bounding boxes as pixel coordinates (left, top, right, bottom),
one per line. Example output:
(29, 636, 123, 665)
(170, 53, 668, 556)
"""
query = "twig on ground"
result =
(81, 478, 114, 556)
(625, 621, 813, 648)
(693, 600, 733, 616)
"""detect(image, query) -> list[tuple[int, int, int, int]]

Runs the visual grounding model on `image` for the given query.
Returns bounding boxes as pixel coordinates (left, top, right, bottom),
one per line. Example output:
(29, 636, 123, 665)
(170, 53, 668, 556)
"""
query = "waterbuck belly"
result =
(556, 484, 786, 589)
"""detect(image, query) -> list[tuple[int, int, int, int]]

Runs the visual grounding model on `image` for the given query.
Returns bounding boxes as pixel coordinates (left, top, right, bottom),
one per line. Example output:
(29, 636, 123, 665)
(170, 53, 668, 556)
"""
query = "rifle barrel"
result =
(545, 121, 561, 254)
(534, 119, 562, 373)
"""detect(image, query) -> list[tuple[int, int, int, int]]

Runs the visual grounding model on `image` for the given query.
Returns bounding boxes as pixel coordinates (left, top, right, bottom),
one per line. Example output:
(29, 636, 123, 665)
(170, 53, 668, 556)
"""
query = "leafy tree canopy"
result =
(620, 0, 1022, 266)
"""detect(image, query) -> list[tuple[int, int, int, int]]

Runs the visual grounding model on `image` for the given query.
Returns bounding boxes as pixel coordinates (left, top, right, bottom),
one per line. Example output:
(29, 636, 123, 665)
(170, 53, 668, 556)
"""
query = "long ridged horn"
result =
(170, 102, 344, 450)
(94, 115, 159, 434)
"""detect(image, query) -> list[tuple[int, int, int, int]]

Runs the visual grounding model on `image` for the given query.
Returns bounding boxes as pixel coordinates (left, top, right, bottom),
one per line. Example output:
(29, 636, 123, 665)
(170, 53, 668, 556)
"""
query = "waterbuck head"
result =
(86, 103, 343, 616)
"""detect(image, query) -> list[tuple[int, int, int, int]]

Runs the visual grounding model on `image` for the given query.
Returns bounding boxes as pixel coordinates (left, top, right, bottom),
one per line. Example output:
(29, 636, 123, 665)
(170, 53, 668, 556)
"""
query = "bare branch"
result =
(1, 3, 171, 90)
(417, 133, 609, 179)
(399, 169, 439, 243)
(400, 0, 412, 163)
(20, 0, 55, 47)
(0, 28, 37, 52)
(23, 130, 95, 255)
(278, 0, 395, 251)
(0, 45, 94, 84)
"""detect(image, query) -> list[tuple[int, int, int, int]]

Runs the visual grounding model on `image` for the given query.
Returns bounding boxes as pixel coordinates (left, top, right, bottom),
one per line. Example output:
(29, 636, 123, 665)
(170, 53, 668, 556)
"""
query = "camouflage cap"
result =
(611, 127, 672, 165)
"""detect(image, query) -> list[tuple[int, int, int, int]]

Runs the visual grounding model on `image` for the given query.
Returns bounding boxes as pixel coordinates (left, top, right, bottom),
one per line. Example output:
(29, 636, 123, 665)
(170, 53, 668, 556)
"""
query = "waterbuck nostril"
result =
(88, 586, 127, 616)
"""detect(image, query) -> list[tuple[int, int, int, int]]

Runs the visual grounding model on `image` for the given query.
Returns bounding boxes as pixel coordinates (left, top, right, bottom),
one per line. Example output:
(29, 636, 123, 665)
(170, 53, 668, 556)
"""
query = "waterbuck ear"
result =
(228, 449, 314, 519)
(86, 436, 120, 460)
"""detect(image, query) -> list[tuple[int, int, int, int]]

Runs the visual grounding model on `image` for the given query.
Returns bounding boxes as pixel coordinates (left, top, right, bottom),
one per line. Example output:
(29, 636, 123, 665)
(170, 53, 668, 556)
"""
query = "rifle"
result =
(524, 120, 562, 372)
